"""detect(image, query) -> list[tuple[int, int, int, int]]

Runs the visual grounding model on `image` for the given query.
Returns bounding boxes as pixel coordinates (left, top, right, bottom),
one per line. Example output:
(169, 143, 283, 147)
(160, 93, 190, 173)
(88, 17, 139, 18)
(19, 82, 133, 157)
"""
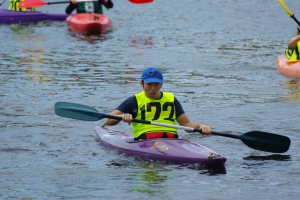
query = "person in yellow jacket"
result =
(285, 26, 300, 61)
(9, 0, 35, 11)
(102, 67, 212, 140)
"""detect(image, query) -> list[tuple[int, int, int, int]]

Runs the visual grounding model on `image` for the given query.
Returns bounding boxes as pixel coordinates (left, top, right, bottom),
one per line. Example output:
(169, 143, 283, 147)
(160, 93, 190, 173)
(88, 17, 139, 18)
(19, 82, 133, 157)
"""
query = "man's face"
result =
(141, 81, 162, 99)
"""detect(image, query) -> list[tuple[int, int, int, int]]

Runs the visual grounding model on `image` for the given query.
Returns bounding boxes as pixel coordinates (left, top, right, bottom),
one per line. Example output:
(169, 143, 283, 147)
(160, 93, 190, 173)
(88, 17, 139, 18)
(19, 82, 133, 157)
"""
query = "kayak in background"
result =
(0, 9, 70, 24)
(276, 54, 300, 78)
(95, 126, 227, 167)
(66, 13, 112, 34)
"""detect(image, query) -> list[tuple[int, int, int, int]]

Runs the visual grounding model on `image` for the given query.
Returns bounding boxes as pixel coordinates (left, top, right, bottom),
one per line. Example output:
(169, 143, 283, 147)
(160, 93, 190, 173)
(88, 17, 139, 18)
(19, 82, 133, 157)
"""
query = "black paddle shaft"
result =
(291, 15, 300, 26)
(48, 1, 70, 5)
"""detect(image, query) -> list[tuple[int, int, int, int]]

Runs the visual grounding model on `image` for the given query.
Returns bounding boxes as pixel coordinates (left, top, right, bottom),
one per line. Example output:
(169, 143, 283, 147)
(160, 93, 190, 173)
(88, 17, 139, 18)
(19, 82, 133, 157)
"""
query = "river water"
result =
(1, 0, 300, 199)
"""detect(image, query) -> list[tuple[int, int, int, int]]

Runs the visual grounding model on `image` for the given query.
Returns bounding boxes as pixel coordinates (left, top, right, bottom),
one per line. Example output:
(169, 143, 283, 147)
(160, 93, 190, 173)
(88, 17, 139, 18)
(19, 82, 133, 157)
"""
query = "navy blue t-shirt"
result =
(116, 92, 185, 119)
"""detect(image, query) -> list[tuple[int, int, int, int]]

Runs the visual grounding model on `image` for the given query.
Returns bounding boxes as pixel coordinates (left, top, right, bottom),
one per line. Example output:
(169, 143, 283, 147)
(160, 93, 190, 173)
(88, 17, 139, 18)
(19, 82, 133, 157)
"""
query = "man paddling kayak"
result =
(285, 26, 300, 61)
(65, 0, 113, 14)
(102, 67, 212, 140)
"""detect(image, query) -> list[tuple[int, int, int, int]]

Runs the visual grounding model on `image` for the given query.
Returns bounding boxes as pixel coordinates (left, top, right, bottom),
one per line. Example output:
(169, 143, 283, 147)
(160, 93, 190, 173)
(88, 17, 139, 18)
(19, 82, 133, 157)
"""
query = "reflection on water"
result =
(69, 31, 113, 43)
(10, 24, 35, 37)
(6, 25, 47, 83)
(136, 170, 167, 183)
(129, 36, 153, 48)
(285, 80, 300, 101)
(244, 154, 291, 161)
(107, 157, 226, 176)
(132, 170, 167, 194)
(182, 163, 227, 175)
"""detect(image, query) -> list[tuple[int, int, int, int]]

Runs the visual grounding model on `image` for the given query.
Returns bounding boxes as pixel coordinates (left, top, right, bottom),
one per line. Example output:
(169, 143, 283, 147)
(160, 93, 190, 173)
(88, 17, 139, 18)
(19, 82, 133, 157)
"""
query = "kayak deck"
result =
(0, 9, 70, 24)
(66, 13, 112, 34)
(95, 126, 226, 167)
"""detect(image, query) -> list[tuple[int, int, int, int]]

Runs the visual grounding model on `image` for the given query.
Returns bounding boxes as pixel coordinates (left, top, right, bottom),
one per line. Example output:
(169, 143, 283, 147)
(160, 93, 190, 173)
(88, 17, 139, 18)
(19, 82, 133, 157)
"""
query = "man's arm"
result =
(176, 113, 211, 135)
(65, 1, 77, 14)
(99, 0, 113, 9)
(102, 110, 123, 126)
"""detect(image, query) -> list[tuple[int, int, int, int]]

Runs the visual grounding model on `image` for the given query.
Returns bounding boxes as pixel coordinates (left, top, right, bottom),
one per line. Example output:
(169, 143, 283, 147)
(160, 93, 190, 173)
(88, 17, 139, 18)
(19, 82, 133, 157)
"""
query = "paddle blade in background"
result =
(18, 0, 50, 8)
(128, 0, 153, 4)
(0, 0, 6, 6)
(278, 0, 300, 25)
(55, 102, 104, 121)
(237, 131, 291, 153)
(18, 0, 99, 9)
(278, 0, 293, 17)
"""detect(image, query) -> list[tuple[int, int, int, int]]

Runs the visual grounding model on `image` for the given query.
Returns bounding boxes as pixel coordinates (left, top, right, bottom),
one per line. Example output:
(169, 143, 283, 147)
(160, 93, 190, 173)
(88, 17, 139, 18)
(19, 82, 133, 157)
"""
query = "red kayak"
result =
(66, 13, 112, 34)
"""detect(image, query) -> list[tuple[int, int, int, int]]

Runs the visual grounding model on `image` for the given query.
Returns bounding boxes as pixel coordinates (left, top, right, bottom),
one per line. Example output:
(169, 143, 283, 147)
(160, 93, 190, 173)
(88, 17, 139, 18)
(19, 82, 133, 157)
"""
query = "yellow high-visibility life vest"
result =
(132, 91, 177, 138)
(9, 0, 35, 11)
(285, 39, 300, 61)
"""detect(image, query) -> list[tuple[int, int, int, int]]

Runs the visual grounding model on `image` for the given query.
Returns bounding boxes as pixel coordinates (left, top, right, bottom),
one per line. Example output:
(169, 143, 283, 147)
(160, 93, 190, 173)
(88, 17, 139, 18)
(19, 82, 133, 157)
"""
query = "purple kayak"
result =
(95, 126, 227, 167)
(0, 9, 70, 24)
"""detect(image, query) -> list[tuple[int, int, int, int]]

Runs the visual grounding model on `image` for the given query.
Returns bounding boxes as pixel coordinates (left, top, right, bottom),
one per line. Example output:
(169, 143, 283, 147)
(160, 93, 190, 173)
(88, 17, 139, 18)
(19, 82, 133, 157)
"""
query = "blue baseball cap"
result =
(141, 67, 164, 84)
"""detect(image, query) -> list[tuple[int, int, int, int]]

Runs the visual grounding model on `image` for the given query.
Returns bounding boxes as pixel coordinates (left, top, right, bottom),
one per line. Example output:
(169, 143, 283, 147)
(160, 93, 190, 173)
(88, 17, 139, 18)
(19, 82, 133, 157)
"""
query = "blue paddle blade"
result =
(236, 131, 291, 153)
(212, 131, 291, 153)
(54, 102, 104, 121)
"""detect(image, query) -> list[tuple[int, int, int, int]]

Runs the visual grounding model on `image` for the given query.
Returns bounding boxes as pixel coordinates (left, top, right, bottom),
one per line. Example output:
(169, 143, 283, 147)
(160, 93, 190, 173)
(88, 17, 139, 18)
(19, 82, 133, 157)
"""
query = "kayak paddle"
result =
(18, 0, 152, 9)
(54, 101, 291, 153)
(0, 0, 6, 6)
(18, 0, 95, 9)
(278, 0, 300, 25)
